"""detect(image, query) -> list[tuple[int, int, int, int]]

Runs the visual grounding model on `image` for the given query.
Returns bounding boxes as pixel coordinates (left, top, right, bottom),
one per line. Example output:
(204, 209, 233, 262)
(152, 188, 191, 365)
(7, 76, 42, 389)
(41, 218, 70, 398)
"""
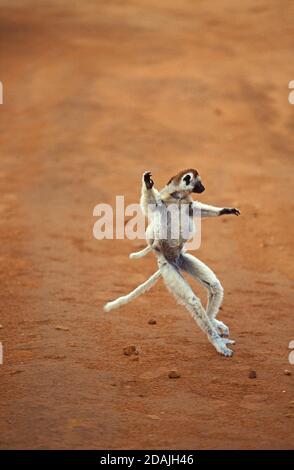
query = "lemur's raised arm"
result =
(140, 171, 161, 216)
(192, 201, 240, 218)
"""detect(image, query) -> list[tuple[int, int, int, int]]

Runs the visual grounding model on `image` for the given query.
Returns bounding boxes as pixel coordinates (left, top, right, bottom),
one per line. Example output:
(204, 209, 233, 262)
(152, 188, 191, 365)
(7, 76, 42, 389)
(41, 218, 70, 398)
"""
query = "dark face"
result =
(192, 179, 205, 193)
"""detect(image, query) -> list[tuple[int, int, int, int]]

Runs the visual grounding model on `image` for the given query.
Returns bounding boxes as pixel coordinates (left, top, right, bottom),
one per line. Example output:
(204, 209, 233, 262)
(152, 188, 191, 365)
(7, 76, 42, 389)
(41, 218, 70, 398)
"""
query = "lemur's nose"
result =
(193, 182, 205, 193)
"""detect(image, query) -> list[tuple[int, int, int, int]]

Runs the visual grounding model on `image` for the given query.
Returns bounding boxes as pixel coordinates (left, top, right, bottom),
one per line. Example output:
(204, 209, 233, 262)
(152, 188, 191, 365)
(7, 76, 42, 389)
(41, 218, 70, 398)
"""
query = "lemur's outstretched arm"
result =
(140, 171, 161, 216)
(192, 201, 240, 218)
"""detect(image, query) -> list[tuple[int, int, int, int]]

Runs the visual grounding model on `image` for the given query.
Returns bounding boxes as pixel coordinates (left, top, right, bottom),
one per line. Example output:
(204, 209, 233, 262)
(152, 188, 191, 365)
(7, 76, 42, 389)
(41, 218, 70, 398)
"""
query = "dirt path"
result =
(0, 0, 293, 449)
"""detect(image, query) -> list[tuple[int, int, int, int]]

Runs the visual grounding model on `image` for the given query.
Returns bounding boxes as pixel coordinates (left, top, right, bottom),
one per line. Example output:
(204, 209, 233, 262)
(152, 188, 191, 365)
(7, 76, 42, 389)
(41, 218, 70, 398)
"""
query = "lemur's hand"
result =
(220, 208, 240, 216)
(143, 171, 154, 189)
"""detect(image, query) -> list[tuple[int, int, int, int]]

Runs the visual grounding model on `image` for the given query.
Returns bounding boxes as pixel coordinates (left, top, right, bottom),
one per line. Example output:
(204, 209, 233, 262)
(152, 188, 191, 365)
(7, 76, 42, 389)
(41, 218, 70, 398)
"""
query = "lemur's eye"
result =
(183, 174, 191, 185)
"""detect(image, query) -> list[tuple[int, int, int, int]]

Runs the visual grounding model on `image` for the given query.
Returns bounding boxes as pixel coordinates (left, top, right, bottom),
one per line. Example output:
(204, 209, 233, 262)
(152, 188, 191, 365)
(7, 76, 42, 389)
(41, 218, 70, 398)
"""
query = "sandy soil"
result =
(0, 0, 294, 450)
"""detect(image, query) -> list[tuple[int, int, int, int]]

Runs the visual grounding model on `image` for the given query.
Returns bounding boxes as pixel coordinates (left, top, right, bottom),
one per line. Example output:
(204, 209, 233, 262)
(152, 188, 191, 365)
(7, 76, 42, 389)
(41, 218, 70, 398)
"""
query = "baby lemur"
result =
(104, 169, 240, 357)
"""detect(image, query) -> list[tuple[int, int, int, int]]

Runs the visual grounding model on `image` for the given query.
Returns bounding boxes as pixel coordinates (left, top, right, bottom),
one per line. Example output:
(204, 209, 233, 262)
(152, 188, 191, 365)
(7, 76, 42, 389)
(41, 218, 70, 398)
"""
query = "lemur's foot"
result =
(143, 171, 154, 189)
(212, 319, 230, 337)
(210, 336, 234, 357)
(221, 338, 235, 345)
(220, 207, 240, 216)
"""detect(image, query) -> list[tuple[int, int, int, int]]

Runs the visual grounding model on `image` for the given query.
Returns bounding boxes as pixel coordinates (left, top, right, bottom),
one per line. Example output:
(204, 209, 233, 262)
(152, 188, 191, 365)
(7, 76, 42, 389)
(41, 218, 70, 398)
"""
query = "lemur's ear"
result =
(183, 174, 191, 185)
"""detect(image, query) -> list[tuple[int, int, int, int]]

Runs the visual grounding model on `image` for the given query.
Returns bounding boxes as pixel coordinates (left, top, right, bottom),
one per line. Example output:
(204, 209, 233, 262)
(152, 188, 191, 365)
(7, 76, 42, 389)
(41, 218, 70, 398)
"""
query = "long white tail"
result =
(104, 269, 161, 312)
(129, 245, 152, 259)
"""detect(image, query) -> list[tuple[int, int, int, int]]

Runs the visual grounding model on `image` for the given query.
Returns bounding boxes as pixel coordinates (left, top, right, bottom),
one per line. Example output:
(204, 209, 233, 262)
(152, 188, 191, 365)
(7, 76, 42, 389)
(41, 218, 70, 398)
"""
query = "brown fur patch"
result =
(166, 168, 198, 186)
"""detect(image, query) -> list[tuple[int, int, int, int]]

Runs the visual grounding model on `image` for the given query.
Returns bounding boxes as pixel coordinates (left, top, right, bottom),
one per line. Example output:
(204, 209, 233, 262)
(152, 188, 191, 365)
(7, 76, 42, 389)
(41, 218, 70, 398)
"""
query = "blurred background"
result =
(0, 0, 293, 449)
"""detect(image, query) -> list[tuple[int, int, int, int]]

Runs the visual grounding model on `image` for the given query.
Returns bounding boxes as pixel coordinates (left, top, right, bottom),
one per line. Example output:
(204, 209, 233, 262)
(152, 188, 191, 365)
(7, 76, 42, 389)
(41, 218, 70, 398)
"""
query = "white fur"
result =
(157, 254, 234, 357)
(104, 269, 161, 312)
(129, 246, 152, 259)
(103, 170, 239, 357)
(192, 201, 222, 217)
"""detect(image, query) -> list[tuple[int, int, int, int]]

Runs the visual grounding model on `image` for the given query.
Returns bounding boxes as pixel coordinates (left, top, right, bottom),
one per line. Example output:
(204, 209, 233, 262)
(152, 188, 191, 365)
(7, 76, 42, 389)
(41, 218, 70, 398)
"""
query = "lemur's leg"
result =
(157, 256, 234, 357)
(179, 253, 230, 337)
(129, 245, 152, 259)
(104, 269, 161, 312)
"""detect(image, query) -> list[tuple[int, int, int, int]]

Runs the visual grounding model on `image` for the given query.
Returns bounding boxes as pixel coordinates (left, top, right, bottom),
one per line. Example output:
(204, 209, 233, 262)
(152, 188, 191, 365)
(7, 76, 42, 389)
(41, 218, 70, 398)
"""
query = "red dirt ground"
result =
(0, 0, 293, 450)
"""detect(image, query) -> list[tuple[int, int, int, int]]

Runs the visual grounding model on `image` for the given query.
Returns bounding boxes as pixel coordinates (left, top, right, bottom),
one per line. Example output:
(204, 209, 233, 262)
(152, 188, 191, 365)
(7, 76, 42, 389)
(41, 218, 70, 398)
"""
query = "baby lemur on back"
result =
(104, 169, 240, 357)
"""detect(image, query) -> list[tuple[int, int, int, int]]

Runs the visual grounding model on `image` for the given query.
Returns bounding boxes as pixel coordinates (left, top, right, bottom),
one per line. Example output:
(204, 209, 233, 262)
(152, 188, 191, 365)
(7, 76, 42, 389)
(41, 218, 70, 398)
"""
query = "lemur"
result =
(104, 169, 240, 357)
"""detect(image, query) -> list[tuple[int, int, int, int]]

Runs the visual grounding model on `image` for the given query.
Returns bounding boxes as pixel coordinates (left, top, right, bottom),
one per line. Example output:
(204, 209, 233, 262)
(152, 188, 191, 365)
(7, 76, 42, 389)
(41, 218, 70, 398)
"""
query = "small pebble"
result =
(10, 370, 24, 375)
(168, 370, 181, 379)
(249, 370, 257, 379)
(146, 414, 160, 420)
(44, 354, 66, 360)
(148, 319, 157, 325)
(131, 356, 139, 361)
(284, 370, 291, 376)
(55, 326, 70, 331)
(123, 345, 139, 356)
